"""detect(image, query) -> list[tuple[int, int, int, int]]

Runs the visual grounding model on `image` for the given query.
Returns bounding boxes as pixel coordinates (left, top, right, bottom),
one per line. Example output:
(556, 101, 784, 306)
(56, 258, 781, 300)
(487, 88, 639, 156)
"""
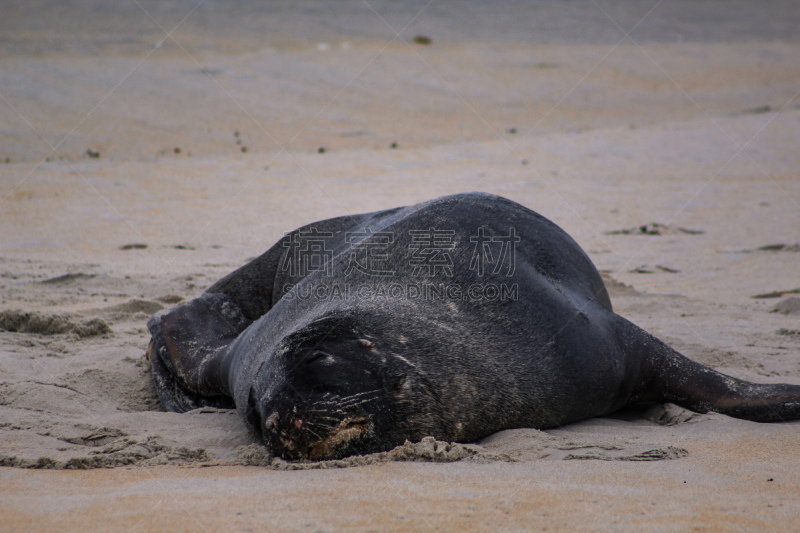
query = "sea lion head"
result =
(248, 311, 434, 460)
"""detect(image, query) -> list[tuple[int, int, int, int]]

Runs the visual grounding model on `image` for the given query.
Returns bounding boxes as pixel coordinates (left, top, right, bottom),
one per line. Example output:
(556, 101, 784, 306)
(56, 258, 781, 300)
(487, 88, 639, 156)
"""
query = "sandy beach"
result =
(2, 1, 800, 530)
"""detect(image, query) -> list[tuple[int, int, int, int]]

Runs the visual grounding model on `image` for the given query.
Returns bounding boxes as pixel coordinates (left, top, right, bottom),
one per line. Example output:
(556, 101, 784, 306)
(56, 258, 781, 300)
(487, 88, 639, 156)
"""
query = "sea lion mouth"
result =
(307, 416, 370, 460)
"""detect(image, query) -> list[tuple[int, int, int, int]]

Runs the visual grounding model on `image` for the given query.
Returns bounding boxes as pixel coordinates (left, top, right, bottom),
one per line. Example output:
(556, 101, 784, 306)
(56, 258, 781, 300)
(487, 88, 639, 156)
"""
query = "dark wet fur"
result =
(147, 193, 800, 459)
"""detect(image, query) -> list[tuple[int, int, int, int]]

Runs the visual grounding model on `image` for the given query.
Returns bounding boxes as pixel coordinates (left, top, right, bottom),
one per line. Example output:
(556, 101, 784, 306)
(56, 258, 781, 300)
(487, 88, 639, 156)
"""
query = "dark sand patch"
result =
(0, 310, 110, 337)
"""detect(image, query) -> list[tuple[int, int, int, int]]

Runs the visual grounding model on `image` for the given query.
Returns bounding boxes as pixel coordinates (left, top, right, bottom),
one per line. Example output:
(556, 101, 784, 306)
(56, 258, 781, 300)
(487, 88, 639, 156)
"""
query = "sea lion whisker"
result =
(331, 389, 381, 402)
(304, 427, 323, 440)
(307, 415, 341, 422)
(307, 409, 340, 415)
(338, 396, 378, 407)
(336, 391, 382, 405)
(351, 389, 382, 397)
(313, 401, 339, 408)
(305, 418, 336, 427)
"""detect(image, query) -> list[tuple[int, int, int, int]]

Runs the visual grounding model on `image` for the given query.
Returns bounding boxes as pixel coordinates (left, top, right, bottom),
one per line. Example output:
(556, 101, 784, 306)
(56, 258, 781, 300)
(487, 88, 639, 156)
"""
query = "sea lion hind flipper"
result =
(654, 358, 800, 422)
(619, 317, 800, 422)
(146, 293, 251, 413)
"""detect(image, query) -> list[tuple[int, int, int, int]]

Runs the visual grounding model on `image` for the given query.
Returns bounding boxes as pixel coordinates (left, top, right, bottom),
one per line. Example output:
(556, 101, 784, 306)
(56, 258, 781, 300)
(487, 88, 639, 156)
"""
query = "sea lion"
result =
(146, 192, 800, 460)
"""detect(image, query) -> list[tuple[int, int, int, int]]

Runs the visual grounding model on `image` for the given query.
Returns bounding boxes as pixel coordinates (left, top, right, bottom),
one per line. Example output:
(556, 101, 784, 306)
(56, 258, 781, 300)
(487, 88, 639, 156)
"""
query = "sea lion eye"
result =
(306, 350, 335, 365)
(392, 376, 411, 395)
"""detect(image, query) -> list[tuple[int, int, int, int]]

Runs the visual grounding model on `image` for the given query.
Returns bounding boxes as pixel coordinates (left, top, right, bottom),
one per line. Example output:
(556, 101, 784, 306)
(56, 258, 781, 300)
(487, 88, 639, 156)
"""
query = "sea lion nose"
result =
(265, 411, 280, 429)
(294, 418, 303, 429)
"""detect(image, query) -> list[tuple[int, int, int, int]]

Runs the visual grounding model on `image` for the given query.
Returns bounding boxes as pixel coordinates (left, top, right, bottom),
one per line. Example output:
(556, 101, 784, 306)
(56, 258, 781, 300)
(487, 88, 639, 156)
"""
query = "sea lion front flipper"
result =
(205, 208, 407, 320)
(147, 293, 251, 413)
(204, 236, 288, 321)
